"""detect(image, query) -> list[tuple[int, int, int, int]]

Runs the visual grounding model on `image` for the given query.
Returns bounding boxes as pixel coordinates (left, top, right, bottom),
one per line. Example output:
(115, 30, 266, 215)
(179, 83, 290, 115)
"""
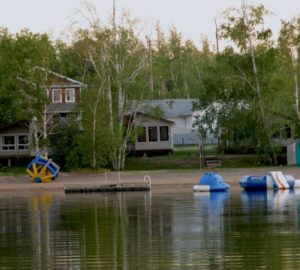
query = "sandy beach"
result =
(0, 167, 299, 192)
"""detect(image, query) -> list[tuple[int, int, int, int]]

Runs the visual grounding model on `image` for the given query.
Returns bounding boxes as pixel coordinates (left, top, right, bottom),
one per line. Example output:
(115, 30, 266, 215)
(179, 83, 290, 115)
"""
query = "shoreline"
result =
(0, 167, 299, 192)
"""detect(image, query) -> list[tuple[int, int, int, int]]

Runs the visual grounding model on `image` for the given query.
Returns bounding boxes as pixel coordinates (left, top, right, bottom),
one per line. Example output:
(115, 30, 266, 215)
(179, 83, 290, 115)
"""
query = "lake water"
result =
(1, 189, 300, 269)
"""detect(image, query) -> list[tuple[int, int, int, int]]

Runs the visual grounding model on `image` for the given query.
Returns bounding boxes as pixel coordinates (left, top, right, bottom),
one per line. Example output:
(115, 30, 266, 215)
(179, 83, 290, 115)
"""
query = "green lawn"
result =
(124, 145, 259, 171)
(0, 165, 26, 176)
(0, 145, 268, 174)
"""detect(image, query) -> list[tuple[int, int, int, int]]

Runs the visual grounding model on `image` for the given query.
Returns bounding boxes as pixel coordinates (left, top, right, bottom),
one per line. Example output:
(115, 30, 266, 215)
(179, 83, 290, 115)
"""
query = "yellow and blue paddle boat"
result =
(26, 155, 60, 183)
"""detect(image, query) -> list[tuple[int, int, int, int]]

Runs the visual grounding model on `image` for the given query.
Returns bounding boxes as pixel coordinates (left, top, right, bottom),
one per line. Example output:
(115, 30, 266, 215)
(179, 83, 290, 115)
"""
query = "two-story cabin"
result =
(0, 69, 85, 166)
(44, 69, 85, 121)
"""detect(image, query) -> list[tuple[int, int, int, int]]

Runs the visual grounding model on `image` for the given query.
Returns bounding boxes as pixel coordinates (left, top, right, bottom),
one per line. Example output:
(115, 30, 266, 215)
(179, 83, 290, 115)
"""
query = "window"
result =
(138, 127, 146, 142)
(148, 126, 158, 142)
(65, 88, 75, 103)
(160, 126, 169, 141)
(52, 88, 62, 103)
(18, 135, 29, 150)
(2, 135, 15, 151)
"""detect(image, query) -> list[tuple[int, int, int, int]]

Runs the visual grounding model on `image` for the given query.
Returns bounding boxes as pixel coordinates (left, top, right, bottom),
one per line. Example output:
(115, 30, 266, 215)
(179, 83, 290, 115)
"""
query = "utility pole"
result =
(215, 19, 220, 54)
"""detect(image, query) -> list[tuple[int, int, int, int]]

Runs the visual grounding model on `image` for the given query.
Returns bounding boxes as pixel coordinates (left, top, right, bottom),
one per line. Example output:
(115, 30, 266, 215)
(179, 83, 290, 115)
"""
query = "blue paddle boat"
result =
(239, 171, 295, 190)
(193, 172, 230, 192)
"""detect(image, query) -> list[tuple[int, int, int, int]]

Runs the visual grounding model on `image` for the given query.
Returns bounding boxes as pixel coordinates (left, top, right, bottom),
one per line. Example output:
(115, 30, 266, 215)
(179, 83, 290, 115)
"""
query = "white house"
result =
(127, 112, 174, 155)
(131, 99, 217, 145)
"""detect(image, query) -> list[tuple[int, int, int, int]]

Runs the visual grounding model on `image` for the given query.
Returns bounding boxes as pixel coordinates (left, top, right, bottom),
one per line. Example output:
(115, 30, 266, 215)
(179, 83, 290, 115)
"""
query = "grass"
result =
(0, 165, 26, 176)
(124, 145, 259, 171)
(0, 145, 274, 175)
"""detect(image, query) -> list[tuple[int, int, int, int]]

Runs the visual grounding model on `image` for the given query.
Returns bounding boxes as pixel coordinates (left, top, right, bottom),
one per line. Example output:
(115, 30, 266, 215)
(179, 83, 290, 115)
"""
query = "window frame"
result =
(17, 134, 29, 151)
(148, 126, 158, 142)
(65, 88, 76, 103)
(52, 88, 62, 103)
(1, 135, 16, 151)
(160, 126, 169, 141)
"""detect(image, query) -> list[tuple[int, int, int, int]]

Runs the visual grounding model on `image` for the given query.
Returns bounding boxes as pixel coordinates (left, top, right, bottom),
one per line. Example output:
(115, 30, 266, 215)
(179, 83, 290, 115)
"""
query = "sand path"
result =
(0, 167, 299, 192)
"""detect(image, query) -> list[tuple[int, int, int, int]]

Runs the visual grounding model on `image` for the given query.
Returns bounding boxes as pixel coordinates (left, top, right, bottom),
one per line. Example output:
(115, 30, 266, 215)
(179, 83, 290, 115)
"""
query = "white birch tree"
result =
(220, 2, 278, 164)
(278, 17, 300, 123)
(74, 1, 147, 170)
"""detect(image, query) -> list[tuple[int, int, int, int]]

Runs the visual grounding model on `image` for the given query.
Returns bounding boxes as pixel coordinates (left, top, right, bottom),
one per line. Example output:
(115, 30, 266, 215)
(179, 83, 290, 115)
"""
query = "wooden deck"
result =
(64, 182, 151, 193)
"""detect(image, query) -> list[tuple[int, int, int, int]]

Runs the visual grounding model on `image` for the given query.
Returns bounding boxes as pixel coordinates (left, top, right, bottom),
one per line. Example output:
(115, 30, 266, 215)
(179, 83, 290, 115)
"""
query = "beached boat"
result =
(26, 155, 60, 183)
(193, 172, 230, 192)
(239, 171, 298, 190)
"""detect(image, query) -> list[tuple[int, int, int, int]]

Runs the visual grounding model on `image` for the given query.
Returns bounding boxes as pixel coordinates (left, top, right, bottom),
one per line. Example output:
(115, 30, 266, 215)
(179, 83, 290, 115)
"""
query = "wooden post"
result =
(199, 144, 204, 169)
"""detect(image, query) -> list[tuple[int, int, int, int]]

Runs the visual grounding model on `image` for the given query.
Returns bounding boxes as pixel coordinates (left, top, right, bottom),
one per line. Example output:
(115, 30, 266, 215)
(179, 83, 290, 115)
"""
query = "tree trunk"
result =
(215, 19, 220, 54)
(92, 107, 97, 169)
(147, 37, 154, 99)
(180, 57, 189, 98)
(242, 3, 277, 165)
(42, 104, 48, 158)
(31, 116, 40, 155)
(107, 74, 114, 131)
(290, 49, 300, 121)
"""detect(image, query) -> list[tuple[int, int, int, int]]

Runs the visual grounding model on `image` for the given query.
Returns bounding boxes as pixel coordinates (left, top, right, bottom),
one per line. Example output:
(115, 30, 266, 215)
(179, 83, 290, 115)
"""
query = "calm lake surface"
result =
(1, 189, 300, 269)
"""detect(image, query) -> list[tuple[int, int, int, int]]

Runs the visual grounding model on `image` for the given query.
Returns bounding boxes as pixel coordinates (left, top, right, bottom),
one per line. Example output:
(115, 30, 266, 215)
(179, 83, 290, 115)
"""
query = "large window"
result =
(148, 126, 158, 142)
(65, 88, 75, 103)
(18, 135, 29, 150)
(2, 135, 15, 151)
(160, 126, 169, 141)
(52, 88, 62, 103)
(137, 127, 146, 142)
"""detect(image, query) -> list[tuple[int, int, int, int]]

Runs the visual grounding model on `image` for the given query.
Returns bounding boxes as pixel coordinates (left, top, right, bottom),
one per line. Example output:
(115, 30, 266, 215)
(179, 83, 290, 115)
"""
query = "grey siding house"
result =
(130, 99, 218, 145)
(127, 112, 174, 155)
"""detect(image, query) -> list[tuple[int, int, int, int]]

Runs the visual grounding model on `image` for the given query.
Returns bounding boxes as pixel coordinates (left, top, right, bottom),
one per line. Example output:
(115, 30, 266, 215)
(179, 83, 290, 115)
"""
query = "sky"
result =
(0, 0, 300, 47)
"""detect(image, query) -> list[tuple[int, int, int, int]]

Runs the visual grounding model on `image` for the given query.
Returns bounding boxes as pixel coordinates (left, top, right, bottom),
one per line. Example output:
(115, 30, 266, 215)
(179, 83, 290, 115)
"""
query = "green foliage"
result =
(1, 3, 300, 169)
(0, 28, 56, 126)
(145, 105, 164, 119)
(49, 123, 81, 170)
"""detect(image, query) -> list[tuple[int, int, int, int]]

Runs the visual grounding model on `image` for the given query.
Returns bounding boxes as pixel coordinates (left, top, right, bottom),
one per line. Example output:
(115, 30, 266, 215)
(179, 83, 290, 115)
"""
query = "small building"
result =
(287, 140, 300, 165)
(130, 99, 218, 145)
(127, 112, 174, 156)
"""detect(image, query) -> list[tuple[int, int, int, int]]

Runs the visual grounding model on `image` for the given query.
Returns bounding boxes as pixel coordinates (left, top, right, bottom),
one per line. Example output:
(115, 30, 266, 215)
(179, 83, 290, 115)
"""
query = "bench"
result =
(204, 158, 222, 167)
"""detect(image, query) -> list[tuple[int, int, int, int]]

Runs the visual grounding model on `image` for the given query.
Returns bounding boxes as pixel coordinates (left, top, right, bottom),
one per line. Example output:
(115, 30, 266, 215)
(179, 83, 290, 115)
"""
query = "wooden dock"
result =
(64, 182, 151, 193)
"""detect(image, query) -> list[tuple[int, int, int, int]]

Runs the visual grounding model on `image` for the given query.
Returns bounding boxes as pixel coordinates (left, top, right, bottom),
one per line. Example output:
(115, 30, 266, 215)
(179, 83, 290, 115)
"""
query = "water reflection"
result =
(1, 190, 300, 269)
(241, 189, 293, 210)
(171, 192, 230, 267)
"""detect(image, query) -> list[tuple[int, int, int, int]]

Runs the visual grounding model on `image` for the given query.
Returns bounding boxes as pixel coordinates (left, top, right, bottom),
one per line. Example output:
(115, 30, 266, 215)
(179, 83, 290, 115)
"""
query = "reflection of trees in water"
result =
(229, 190, 300, 269)
(0, 192, 61, 269)
(58, 192, 173, 269)
(171, 192, 230, 267)
(2, 190, 300, 269)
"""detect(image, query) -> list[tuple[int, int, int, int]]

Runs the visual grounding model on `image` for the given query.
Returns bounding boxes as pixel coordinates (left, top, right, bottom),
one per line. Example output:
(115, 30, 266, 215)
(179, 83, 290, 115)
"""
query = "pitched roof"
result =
(0, 120, 29, 131)
(18, 67, 86, 90)
(130, 99, 198, 118)
(134, 111, 175, 124)
(34, 67, 86, 88)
